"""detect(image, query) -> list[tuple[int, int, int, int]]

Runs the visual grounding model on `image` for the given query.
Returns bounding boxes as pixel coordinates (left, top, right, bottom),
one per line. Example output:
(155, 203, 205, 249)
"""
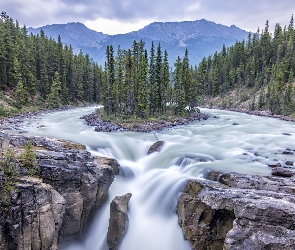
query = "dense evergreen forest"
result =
(103, 41, 194, 118)
(0, 12, 104, 114)
(1, 11, 295, 119)
(103, 15, 295, 118)
(193, 16, 295, 116)
(0, 11, 194, 118)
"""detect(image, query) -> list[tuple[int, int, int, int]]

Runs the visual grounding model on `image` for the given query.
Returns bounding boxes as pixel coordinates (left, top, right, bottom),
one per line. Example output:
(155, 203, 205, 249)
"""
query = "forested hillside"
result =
(194, 16, 295, 116)
(102, 15, 295, 119)
(0, 12, 198, 119)
(1, 11, 295, 120)
(0, 12, 104, 116)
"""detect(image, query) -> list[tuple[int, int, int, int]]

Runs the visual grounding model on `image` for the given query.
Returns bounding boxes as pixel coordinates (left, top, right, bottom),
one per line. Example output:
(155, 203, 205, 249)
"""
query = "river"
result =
(19, 107, 295, 250)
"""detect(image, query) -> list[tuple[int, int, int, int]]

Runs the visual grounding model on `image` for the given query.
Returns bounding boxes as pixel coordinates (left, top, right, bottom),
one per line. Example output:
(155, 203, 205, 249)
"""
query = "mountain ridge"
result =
(28, 19, 249, 66)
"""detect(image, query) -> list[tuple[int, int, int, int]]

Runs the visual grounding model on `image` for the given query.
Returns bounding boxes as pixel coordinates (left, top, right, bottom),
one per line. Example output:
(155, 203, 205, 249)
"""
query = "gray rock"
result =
(0, 177, 65, 250)
(177, 171, 295, 249)
(267, 162, 281, 168)
(147, 141, 165, 155)
(272, 167, 293, 177)
(94, 156, 120, 175)
(37, 149, 114, 242)
(107, 193, 132, 250)
(0, 134, 115, 245)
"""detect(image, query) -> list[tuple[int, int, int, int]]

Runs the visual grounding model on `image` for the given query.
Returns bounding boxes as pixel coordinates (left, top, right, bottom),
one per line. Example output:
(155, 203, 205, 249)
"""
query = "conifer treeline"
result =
(103, 40, 195, 117)
(2, 11, 294, 117)
(193, 16, 295, 115)
(0, 12, 104, 108)
(0, 12, 194, 117)
(104, 41, 170, 117)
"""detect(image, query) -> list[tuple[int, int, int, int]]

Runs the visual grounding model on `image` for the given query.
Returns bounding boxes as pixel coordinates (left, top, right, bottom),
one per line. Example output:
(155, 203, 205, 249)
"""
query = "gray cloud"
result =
(0, 0, 294, 32)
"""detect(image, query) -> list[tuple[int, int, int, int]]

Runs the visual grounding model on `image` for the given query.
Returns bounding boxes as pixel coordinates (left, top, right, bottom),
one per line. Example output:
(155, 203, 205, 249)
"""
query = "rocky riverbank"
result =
(177, 170, 295, 249)
(208, 107, 295, 122)
(0, 133, 117, 249)
(81, 110, 210, 132)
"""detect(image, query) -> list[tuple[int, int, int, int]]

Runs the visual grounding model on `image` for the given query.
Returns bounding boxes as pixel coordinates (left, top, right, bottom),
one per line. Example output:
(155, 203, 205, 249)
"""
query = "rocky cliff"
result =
(177, 171, 295, 249)
(0, 133, 116, 249)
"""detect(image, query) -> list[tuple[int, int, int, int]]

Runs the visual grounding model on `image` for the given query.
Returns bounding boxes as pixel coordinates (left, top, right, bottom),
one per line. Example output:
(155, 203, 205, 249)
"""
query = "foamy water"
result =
(19, 107, 295, 250)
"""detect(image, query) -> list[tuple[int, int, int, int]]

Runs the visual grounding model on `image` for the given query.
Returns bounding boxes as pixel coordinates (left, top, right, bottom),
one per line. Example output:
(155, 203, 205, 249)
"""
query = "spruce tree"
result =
(136, 54, 149, 118)
(283, 82, 294, 115)
(47, 71, 62, 108)
(149, 42, 156, 115)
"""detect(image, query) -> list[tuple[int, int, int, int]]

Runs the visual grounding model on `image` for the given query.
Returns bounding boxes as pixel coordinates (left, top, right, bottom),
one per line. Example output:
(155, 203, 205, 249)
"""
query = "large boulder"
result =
(94, 156, 120, 175)
(147, 141, 165, 155)
(271, 167, 293, 177)
(177, 171, 295, 249)
(107, 193, 132, 250)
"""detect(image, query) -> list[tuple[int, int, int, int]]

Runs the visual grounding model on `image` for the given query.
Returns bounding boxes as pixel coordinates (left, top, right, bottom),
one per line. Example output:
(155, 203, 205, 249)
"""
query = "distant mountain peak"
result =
(28, 19, 249, 66)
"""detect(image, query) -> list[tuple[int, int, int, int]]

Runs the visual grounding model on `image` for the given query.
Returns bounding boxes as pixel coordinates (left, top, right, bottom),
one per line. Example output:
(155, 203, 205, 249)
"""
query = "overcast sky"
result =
(0, 0, 294, 35)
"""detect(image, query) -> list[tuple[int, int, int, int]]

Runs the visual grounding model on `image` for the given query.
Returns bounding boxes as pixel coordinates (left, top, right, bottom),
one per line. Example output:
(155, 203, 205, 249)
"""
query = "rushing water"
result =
(19, 107, 295, 250)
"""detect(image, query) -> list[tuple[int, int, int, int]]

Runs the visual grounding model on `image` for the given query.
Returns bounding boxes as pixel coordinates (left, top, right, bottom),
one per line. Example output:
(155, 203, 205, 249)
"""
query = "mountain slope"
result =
(28, 20, 249, 66)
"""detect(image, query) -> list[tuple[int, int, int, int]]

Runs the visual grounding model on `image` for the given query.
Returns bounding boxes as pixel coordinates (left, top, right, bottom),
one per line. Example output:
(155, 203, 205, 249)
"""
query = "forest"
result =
(194, 16, 295, 115)
(1, 11, 295, 118)
(0, 12, 104, 113)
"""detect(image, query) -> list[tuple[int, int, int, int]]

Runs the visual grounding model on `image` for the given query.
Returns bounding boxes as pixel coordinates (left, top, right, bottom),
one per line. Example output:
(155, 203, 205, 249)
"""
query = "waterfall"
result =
(19, 107, 295, 249)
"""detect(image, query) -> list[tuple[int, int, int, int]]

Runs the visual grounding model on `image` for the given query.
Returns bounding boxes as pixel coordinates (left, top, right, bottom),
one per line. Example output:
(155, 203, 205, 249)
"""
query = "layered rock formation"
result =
(0, 177, 65, 250)
(0, 134, 115, 249)
(177, 171, 295, 249)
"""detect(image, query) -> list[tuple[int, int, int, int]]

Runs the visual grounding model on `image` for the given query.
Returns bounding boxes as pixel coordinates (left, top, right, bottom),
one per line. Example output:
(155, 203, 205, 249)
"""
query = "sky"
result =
(0, 0, 294, 35)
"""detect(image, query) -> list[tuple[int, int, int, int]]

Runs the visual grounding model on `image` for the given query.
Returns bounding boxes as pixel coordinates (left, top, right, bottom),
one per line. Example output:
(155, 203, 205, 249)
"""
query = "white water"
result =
(19, 107, 295, 250)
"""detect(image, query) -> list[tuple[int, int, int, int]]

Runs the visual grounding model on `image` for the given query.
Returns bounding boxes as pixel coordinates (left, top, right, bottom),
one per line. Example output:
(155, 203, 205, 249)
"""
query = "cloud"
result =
(0, 0, 294, 34)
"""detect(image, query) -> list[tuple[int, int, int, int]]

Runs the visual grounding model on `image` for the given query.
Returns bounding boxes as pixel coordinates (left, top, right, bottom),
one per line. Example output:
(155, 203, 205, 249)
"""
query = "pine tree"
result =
(149, 42, 156, 115)
(47, 71, 62, 108)
(154, 43, 163, 114)
(182, 48, 194, 111)
(115, 46, 124, 112)
(136, 54, 149, 118)
(283, 82, 294, 115)
(15, 80, 29, 106)
(258, 87, 265, 110)
(162, 50, 170, 112)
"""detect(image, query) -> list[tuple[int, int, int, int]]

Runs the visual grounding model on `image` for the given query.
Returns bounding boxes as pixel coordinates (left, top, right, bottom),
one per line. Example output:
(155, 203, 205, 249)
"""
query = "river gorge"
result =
(2, 106, 295, 249)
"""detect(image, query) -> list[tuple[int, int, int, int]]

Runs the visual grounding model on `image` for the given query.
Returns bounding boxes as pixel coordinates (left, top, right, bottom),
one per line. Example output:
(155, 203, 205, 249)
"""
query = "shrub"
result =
(20, 142, 39, 176)
(1, 148, 16, 178)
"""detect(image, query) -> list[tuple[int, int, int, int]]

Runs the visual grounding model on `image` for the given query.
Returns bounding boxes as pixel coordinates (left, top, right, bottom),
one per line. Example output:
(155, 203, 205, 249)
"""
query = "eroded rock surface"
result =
(107, 193, 132, 250)
(177, 171, 295, 249)
(0, 177, 65, 250)
(0, 134, 115, 248)
(94, 156, 120, 175)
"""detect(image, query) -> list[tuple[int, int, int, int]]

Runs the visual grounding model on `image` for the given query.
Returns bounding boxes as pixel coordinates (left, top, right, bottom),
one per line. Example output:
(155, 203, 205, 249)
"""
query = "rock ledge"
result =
(177, 171, 295, 249)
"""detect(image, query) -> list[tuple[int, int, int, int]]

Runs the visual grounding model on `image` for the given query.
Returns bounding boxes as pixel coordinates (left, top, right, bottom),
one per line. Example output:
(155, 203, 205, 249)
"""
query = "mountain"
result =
(28, 19, 249, 66)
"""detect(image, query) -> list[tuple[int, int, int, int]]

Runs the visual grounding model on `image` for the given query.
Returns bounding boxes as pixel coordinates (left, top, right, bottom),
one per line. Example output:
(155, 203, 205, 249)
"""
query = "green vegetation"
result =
(101, 107, 191, 127)
(0, 148, 17, 208)
(0, 11, 104, 116)
(0, 142, 39, 208)
(1, 11, 295, 121)
(193, 16, 295, 116)
(20, 142, 39, 176)
(103, 41, 196, 118)
(0, 12, 194, 119)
